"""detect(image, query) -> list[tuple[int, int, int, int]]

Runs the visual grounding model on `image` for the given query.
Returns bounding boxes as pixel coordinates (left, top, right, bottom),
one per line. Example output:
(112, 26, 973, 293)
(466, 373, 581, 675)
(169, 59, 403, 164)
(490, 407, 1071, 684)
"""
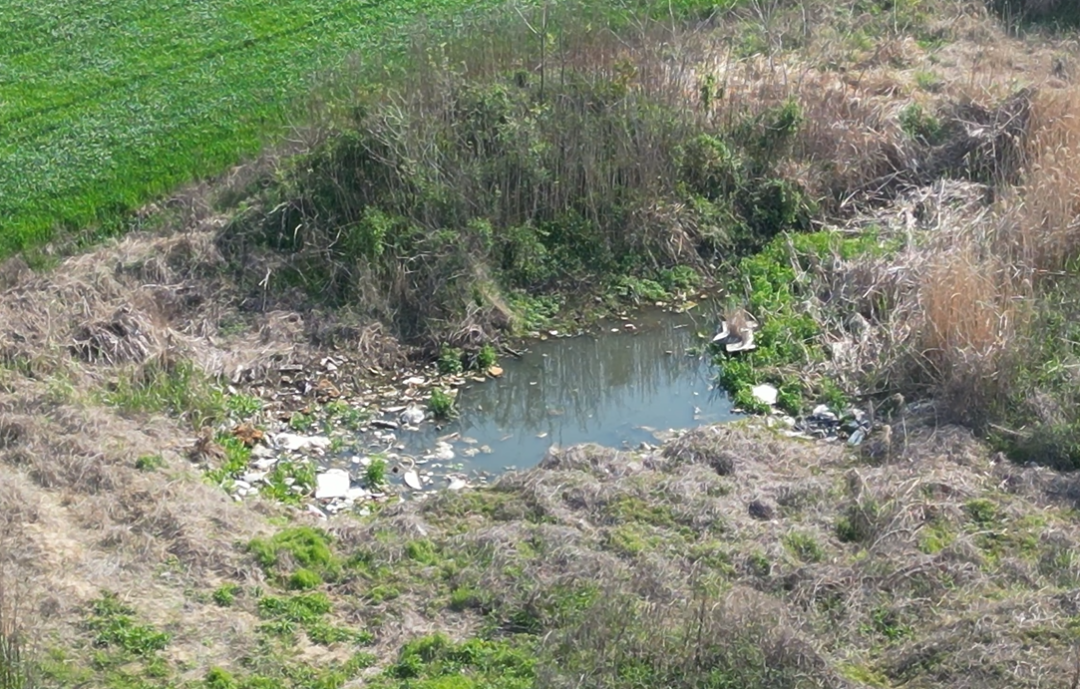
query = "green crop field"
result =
(0, 0, 508, 256)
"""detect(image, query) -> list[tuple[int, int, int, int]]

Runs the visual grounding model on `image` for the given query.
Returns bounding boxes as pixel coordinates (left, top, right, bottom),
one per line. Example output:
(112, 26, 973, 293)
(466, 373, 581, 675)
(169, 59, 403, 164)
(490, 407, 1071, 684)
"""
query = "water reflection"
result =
(393, 308, 739, 473)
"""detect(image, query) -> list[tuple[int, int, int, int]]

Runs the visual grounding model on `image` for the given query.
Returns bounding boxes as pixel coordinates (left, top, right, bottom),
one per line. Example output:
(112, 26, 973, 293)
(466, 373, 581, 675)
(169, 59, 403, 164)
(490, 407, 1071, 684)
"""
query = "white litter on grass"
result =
(751, 384, 779, 406)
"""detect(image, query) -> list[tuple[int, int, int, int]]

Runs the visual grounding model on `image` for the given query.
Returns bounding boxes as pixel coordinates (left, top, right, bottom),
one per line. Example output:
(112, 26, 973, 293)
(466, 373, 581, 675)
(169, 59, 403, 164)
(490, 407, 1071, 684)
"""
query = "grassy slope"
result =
(0, 0, 512, 255)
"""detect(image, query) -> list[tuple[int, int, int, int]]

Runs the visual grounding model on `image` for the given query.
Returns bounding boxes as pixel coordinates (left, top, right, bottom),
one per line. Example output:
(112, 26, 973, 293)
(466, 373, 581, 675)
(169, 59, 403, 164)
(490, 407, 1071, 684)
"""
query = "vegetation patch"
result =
(249, 527, 343, 584)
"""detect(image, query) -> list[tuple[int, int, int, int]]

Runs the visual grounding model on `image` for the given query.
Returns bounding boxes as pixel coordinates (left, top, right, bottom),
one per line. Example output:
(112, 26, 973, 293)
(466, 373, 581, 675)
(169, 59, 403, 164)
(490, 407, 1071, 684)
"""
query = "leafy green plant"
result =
(365, 457, 388, 489)
(259, 460, 316, 505)
(203, 435, 252, 486)
(225, 394, 263, 419)
(287, 569, 323, 591)
(85, 592, 170, 657)
(899, 102, 945, 144)
(863, 606, 912, 641)
(257, 593, 331, 626)
(448, 586, 483, 612)
(288, 412, 315, 433)
(204, 667, 238, 689)
(615, 276, 668, 304)
(428, 389, 456, 419)
(248, 527, 341, 582)
(305, 622, 374, 647)
(477, 343, 498, 370)
(437, 346, 464, 375)
(914, 70, 942, 91)
(324, 400, 367, 429)
(964, 499, 997, 525)
(211, 584, 240, 607)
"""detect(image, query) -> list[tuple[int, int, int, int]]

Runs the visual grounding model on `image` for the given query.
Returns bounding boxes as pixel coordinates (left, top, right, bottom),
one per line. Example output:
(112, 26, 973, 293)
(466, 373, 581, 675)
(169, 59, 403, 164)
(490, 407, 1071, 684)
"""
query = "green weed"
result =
(288, 412, 315, 433)
(914, 70, 943, 91)
(783, 532, 825, 563)
(134, 454, 165, 472)
(862, 606, 913, 642)
(259, 460, 316, 506)
(204, 667, 237, 689)
(449, 586, 483, 612)
(365, 457, 388, 489)
(899, 102, 946, 144)
(287, 569, 323, 591)
(917, 520, 954, 555)
(225, 394, 263, 419)
(203, 434, 252, 486)
(259, 596, 330, 626)
(428, 389, 456, 420)
(437, 346, 465, 375)
(211, 584, 241, 607)
(964, 499, 998, 525)
(324, 400, 367, 430)
(105, 357, 225, 428)
(249, 527, 341, 583)
(477, 344, 498, 370)
(85, 593, 170, 657)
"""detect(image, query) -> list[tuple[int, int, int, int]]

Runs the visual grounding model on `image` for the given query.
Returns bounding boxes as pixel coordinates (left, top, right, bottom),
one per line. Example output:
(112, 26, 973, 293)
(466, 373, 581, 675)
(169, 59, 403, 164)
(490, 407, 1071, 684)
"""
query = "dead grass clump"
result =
(537, 444, 627, 476)
(0, 417, 26, 450)
(537, 584, 843, 689)
(914, 245, 1019, 422)
(662, 426, 740, 475)
(71, 306, 157, 365)
(0, 471, 40, 542)
(0, 565, 35, 689)
(998, 85, 1080, 273)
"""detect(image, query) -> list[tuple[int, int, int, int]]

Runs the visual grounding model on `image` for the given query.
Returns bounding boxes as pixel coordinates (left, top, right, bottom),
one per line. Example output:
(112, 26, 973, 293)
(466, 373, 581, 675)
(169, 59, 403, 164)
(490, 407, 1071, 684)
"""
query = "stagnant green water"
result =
(359, 307, 740, 484)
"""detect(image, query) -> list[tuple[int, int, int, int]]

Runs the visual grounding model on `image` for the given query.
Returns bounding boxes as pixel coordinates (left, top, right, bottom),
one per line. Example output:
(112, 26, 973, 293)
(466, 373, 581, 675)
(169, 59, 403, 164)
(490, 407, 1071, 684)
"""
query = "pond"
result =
(334, 306, 740, 489)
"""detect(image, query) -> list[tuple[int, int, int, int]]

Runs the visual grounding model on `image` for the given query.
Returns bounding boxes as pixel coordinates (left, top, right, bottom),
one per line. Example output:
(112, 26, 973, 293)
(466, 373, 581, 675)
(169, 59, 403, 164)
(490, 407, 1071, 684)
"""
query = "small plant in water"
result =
(429, 388, 456, 419)
(365, 457, 387, 489)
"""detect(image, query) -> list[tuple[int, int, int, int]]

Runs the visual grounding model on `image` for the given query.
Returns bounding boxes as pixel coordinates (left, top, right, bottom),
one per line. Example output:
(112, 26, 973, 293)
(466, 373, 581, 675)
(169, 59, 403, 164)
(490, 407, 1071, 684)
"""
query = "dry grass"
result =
(286, 417, 1080, 687)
